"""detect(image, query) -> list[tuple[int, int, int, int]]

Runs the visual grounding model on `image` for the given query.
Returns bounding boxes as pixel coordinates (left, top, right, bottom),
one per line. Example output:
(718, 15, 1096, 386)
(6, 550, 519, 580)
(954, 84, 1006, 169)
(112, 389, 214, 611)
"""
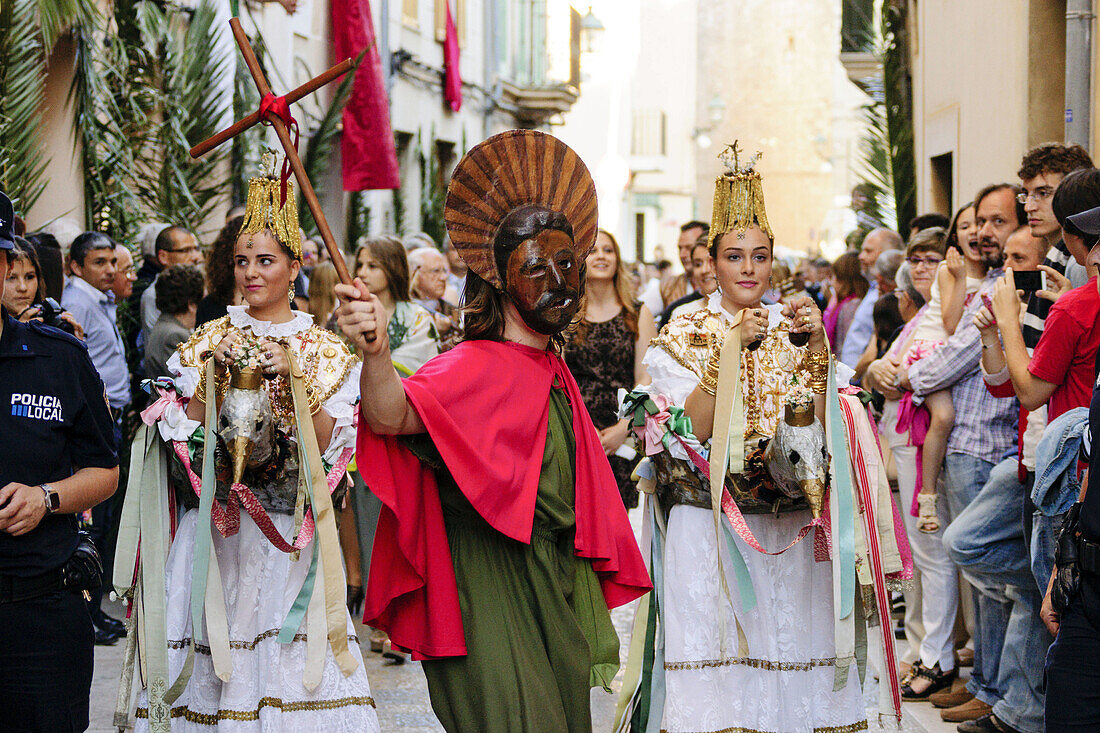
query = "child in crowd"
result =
(887, 207, 982, 532)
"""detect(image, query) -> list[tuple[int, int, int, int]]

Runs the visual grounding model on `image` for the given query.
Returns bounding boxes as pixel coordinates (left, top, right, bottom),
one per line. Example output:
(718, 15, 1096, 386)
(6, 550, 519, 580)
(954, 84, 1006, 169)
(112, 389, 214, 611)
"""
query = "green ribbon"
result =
(623, 390, 694, 451)
(187, 426, 205, 465)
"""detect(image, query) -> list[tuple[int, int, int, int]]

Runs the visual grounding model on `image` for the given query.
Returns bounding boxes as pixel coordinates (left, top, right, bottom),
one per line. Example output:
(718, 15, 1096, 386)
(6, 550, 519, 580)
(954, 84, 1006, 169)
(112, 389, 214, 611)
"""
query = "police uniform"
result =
(0, 310, 118, 731)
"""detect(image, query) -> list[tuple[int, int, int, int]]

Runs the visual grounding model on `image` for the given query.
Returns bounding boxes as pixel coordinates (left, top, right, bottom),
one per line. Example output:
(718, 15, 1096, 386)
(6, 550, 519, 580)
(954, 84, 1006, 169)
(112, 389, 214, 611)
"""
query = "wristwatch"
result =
(40, 484, 60, 514)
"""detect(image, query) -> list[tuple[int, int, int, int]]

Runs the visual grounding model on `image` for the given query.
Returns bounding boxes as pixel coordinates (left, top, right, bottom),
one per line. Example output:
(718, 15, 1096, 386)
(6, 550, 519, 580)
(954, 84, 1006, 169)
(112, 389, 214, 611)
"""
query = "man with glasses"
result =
(1017, 144, 1092, 352)
(896, 183, 1024, 729)
(409, 246, 461, 348)
(139, 226, 202, 343)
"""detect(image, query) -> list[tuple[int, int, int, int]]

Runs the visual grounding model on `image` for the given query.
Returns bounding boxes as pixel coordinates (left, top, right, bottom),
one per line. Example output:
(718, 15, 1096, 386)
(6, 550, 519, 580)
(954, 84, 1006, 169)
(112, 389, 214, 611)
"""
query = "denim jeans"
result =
(944, 457, 1047, 733)
(942, 452, 994, 692)
(1032, 510, 1064, 594)
(882, 403, 958, 671)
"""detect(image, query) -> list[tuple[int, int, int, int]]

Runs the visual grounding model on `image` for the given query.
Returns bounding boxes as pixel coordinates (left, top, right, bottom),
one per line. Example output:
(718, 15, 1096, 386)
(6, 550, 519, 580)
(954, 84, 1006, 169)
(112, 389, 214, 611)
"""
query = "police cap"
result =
(0, 192, 14, 251)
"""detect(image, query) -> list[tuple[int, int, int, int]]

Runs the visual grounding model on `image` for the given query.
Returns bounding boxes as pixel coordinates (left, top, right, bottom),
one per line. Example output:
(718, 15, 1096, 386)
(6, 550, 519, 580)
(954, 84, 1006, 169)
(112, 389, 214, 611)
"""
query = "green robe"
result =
(407, 387, 619, 732)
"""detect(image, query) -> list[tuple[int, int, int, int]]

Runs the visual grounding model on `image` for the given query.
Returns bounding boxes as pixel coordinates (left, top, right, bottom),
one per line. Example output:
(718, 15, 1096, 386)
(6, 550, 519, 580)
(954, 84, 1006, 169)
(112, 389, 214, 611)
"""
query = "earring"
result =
(288, 284, 296, 304)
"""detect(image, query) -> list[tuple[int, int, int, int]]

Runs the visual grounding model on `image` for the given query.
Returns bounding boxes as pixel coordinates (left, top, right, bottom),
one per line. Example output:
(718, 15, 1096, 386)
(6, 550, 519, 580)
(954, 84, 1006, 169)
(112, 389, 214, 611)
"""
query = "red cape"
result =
(357, 340, 651, 659)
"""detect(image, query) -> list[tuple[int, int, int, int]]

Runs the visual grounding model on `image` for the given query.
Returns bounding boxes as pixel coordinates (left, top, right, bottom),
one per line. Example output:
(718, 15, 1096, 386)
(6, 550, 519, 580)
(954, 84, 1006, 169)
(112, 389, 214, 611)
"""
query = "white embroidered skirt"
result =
(661, 505, 867, 733)
(132, 509, 380, 732)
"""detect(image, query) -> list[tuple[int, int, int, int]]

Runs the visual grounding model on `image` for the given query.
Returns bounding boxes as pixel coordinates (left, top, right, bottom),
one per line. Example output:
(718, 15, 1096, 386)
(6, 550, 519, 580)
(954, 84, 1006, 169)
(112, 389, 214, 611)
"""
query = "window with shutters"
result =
(434, 0, 466, 46)
(631, 109, 668, 157)
(402, 0, 419, 29)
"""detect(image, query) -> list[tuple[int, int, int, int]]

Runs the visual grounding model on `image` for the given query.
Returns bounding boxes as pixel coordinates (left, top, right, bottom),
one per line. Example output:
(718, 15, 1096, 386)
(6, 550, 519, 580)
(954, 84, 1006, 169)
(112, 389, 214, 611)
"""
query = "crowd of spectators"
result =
(10, 141, 1100, 733)
(632, 142, 1100, 733)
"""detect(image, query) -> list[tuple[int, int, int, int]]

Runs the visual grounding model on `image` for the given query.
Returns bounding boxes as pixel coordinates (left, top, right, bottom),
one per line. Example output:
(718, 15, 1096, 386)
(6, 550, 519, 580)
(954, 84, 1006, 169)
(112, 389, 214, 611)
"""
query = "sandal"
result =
(382, 638, 408, 664)
(900, 662, 957, 700)
(368, 627, 387, 653)
(916, 492, 940, 533)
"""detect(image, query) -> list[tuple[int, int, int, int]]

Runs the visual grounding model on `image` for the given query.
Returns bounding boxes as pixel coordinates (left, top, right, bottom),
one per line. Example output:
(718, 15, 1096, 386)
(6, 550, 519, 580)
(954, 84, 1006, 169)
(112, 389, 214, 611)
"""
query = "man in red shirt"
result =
(983, 268, 1100, 422)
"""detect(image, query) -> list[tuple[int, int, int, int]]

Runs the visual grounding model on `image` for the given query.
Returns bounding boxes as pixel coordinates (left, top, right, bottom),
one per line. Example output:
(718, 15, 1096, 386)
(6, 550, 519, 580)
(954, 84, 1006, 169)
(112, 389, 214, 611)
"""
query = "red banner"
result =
(443, 0, 462, 112)
(331, 0, 400, 190)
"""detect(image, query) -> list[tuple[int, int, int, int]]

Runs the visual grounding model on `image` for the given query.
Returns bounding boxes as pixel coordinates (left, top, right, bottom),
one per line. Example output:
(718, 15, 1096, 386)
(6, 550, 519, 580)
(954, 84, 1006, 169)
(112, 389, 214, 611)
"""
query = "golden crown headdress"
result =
(239, 150, 302, 260)
(709, 141, 773, 248)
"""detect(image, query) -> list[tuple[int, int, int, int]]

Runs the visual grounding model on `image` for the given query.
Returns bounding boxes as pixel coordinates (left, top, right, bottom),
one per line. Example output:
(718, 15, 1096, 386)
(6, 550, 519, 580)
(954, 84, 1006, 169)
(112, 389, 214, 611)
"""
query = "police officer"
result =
(0, 191, 119, 732)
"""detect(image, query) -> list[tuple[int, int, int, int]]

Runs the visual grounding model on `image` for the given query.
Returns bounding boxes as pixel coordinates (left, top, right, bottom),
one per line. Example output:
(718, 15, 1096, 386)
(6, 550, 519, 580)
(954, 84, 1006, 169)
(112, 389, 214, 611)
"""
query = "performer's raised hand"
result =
(258, 340, 291, 378)
(212, 332, 243, 375)
(335, 279, 389, 357)
(739, 307, 769, 348)
(781, 295, 824, 350)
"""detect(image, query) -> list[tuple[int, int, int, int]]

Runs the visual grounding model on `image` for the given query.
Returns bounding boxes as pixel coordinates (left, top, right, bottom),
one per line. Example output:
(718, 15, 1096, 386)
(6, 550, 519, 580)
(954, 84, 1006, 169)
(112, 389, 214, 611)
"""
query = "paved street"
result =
(88, 503, 955, 732)
(88, 600, 955, 732)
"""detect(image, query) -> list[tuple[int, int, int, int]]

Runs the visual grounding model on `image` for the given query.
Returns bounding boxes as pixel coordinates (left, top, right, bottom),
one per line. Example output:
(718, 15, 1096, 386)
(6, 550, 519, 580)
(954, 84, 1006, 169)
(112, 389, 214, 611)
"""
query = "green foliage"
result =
(231, 38, 264, 206)
(881, 0, 915, 231)
(71, 0, 230, 242)
(136, 0, 230, 232)
(0, 0, 100, 215)
(35, 0, 97, 49)
(855, 81, 895, 231)
(0, 0, 49, 213)
(346, 190, 370, 253)
(418, 129, 446, 245)
(298, 51, 363, 237)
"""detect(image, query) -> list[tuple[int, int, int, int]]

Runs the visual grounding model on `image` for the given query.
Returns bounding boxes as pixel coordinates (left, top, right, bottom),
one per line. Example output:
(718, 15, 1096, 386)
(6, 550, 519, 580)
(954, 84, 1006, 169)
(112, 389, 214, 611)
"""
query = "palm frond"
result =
(35, 0, 98, 50)
(297, 51, 363, 236)
(127, 0, 229, 234)
(882, 0, 916, 227)
(232, 30, 265, 205)
(0, 0, 49, 213)
(70, 1, 151, 236)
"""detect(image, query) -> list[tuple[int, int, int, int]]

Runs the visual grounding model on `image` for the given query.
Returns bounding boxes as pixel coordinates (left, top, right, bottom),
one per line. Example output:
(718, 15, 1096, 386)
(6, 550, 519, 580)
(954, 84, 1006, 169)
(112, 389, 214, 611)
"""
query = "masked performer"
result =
(116, 161, 379, 732)
(335, 130, 651, 732)
(616, 145, 909, 733)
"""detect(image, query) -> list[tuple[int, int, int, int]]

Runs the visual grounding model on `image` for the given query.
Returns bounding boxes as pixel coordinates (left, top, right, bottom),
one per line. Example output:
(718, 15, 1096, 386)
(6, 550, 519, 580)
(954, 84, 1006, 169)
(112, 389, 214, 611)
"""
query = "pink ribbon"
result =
(639, 394, 674, 456)
(895, 394, 930, 516)
(140, 387, 187, 426)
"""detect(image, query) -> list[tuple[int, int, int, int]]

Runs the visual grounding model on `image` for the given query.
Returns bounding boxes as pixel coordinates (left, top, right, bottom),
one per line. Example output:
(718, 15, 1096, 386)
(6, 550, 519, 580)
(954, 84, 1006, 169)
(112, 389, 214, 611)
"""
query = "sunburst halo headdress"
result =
(443, 130, 598, 289)
(709, 141, 774, 248)
(239, 150, 302, 260)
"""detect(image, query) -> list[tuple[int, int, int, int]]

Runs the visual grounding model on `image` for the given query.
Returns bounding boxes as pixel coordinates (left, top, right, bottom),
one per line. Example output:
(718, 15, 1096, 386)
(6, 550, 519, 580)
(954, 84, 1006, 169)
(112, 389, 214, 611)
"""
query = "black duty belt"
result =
(0, 568, 65, 604)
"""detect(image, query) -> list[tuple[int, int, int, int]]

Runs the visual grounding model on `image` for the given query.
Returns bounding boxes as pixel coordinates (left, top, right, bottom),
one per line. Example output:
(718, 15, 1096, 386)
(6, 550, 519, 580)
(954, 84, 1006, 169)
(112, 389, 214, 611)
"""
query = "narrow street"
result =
(87, 501, 956, 732)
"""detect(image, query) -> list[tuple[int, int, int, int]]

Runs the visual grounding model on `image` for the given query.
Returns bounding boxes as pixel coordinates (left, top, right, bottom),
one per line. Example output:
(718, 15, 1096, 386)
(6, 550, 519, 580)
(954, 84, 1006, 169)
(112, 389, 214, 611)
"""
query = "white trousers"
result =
(881, 400, 959, 672)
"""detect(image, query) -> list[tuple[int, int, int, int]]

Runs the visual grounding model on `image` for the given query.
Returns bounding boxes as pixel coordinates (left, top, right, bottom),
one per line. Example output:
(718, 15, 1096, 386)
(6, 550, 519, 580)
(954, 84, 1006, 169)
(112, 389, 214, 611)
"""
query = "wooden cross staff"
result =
(191, 17, 356, 287)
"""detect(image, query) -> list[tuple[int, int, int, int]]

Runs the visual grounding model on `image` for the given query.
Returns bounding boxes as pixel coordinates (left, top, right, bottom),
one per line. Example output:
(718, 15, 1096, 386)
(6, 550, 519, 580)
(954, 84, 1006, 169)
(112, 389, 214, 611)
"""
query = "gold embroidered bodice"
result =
(652, 303, 812, 439)
(176, 315, 357, 433)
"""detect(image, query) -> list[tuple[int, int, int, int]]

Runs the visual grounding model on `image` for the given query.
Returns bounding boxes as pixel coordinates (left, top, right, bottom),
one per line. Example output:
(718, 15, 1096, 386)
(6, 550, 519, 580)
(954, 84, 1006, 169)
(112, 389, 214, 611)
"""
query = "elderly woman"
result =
(865, 228, 958, 700)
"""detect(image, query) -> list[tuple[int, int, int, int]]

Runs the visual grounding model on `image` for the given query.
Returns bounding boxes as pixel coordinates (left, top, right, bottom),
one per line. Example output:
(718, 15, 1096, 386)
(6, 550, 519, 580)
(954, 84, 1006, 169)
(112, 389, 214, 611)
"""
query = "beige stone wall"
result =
(911, 0, 1070, 216)
(26, 38, 84, 231)
(695, 0, 863, 254)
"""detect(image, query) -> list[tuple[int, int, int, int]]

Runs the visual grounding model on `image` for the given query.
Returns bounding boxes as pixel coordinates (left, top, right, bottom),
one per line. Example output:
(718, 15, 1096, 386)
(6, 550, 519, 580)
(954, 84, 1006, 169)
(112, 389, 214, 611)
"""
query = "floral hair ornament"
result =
(239, 149, 302, 260)
(708, 141, 774, 248)
(443, 129, 598, 289)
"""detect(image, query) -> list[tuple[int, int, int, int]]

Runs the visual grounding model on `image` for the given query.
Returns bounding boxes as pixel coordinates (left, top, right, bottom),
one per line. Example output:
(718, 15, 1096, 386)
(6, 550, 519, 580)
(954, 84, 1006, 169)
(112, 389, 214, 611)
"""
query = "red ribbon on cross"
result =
(258, 92, 299, 205)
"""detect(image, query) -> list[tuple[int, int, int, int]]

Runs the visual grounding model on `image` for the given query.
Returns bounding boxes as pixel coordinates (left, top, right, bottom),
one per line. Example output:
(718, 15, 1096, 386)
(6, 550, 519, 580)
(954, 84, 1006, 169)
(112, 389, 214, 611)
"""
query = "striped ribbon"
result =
(170, 441, 353, 553)
(840, 394, 903, 722)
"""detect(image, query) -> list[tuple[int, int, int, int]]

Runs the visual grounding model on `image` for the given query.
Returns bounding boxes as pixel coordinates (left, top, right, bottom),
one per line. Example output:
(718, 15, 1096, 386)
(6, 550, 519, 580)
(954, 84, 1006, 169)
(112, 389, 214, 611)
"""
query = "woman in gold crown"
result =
(617, 145, 869, 733)
(124, 160, 379, 731)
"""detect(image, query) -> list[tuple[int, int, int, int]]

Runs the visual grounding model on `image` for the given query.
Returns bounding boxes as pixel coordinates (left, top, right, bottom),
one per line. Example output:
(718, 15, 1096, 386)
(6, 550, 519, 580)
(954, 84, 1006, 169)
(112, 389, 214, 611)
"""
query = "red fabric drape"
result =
(358, 340, 651, 659)
(331, 0, 400, 190)
(442, 0, 462, 112)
